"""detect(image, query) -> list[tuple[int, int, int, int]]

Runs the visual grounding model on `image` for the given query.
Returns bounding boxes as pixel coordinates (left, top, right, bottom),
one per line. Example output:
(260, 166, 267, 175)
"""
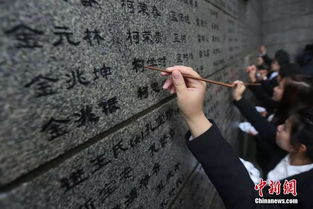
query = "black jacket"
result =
(233, 98, 286, 174)
(262, 54, 273, 66)
(248, 73, 278, 113)
(248, 84, 278, 113)
(186, 121, 313, 209)
(260, 77, 278, 97)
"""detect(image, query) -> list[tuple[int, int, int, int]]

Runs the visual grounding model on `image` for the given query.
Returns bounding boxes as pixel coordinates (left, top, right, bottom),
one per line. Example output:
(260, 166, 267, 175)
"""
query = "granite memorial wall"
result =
(0, 0, 262, 208)
(262, 0, 313, 61)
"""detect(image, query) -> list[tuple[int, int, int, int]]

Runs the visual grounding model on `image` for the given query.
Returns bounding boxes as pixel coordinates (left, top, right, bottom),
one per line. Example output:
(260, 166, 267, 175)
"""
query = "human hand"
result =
(259, 45, 266, 55)
(161, 66, 206, 121)
(247, 65, 257, 82)
(256, 57, 264, 66)
(161, 66, 211, 137)
(232, 80, 246, 101)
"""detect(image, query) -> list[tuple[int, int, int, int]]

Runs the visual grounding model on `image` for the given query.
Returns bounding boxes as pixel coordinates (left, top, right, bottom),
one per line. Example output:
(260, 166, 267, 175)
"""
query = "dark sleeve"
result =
(262, 54, 272, 66)
(260, 79, 278, 96)
(248, 85, 277, 111)
(233, 98, 277, 148)
(186, 122, 256, 209)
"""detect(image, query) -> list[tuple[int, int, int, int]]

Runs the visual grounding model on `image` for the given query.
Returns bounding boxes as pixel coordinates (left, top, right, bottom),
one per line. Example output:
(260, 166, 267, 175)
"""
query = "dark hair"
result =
(296, 44, 313, 67)
(257, 63, 270, 71)
(273, 75, 313, 124)
(279, 63, 303, 78)
(289, 107, 313, 161)
(274, 50, 290, 67)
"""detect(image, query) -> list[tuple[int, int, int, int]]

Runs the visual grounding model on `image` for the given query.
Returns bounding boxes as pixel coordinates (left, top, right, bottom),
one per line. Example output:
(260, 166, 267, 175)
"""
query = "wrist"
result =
(249, 77, 256, 82)
(184, 112, 212, 138)
(234, 96, 242, 101)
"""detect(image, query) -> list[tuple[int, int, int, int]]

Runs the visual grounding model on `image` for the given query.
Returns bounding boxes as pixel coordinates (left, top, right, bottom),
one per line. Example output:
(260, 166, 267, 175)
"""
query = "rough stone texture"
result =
(262, 0, 313, 61)
(0, 0, 262, 208)
(0, 101, 197, 209)
(170, 165, 219, 209)
(0, 66, 241, 209)
(0, 0, 260, 185)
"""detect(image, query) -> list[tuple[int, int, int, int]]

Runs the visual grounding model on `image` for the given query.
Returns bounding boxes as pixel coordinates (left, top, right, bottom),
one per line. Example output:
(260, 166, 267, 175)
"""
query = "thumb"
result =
(172, 70, 187, 94)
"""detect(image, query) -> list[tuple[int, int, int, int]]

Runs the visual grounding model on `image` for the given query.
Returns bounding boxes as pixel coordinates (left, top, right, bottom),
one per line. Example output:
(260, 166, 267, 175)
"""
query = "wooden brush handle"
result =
(144, 66, 260, 88)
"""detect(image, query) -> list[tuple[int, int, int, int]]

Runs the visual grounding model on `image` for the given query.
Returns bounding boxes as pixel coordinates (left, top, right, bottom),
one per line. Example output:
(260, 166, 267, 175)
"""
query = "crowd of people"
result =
(161, 44, 313, 209)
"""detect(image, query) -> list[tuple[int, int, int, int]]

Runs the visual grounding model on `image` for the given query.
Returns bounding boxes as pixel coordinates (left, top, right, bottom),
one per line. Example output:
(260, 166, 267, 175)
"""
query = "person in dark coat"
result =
(296, 44, 313, 75)
(247, 63, 303, 113)
(233, 75, 313, 175)
(259, 45, 290, 71)
(161, 65, 313, 209)
(257, 47, 290, 96)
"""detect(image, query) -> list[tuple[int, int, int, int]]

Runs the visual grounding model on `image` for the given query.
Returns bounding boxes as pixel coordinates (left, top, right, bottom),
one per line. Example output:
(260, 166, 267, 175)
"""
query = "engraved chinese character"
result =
(150, 82, 161, 93)
(138, 3, 149, 16)
(152, 163, 160, 175)
(121, 0, 135, 13)
(151, 6, 161, 18)
(53, 26, 80, 46)
(147, 58, 157, 67)
(113, 139, 128, 158)
(93, 64, 112, 80)
(83, 28, 104, 45)
(25, 75, 59, 97)
(166, 170, 174, 182)
(142, 31, 153, 44)
(60, 168, 89, 193)
(156, 180, 164, 194)
(139, 174, 150, 189)
(126, 30, 140, 44)
(65, 69, 90, 89)
(5, 24, 44, 48)
(120, 167, 133, 182)
(148, 143, 159, 157)
(78, 198, 96, 209)
(73, 105, 99, 127)
(98, 97, 120, 115)
(169, 11, 178, 22)
(81, 0, 99, 7)
(90, 154, 111, 174)
(132, 58, 144, 73)
(41, 117, 70, 141)
(99, 180, 118, 202)
(154, 31, 162, 43)
(137, 86, 149, 99)
(124, 188, 138, 207)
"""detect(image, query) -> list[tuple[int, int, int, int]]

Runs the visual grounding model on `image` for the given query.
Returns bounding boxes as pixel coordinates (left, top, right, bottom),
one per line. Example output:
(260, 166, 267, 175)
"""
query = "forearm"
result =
(248, 86, 276, 111)
(233, 98, 276, 145)
(184, 112, 212, 138)
(186, 122, 256, 209)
